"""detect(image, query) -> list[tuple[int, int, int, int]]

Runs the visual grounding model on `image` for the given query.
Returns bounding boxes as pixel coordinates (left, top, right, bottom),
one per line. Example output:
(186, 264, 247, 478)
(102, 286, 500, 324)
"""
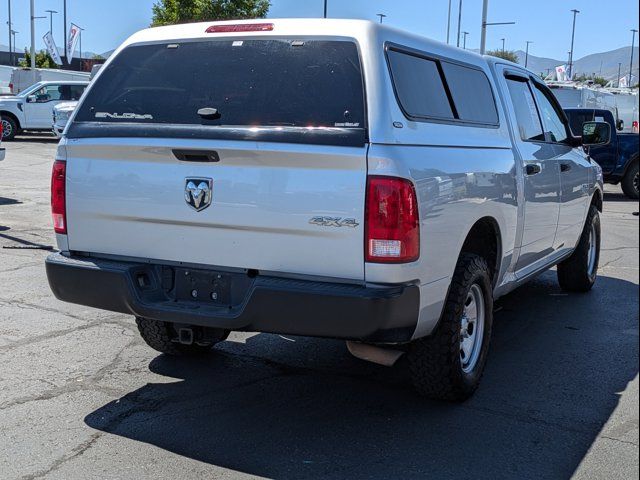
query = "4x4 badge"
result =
(309, 217, 359, 228)
(185, 178, 213, 212)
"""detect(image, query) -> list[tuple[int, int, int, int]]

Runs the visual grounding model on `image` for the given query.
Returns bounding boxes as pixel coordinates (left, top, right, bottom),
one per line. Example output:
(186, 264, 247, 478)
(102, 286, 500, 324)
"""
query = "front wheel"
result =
(557, 205, 601, 292)
(1, 116, 18, 141)
(408, 254, 494, 402)
(621, 162, 639, 200)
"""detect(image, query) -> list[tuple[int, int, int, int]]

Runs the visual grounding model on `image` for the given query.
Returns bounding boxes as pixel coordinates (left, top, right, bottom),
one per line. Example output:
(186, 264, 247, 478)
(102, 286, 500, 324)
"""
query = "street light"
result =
(568, 9, 579, 79)
(462, 31, 469, 49)
(45, 9, 58, 36)
(629, 29, 638, 87)
(7, 0, 13, 66)
(77, 25, 85, 63)
(525, 41, 533, 68)
(446, 0, 452, 44)
(479, 0, 515, 55)
(376, 13, 386, 24)
(456, 0, 463, 47)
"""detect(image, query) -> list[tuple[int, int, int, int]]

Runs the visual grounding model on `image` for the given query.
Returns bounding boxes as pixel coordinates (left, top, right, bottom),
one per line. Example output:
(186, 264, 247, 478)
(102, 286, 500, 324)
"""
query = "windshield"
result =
(75, 39, 366, 130)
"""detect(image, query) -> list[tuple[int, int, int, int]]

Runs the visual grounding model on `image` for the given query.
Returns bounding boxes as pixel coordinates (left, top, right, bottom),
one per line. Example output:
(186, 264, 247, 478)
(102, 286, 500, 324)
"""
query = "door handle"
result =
(525, 164, 541, 176)
(560, 163, 572, 173)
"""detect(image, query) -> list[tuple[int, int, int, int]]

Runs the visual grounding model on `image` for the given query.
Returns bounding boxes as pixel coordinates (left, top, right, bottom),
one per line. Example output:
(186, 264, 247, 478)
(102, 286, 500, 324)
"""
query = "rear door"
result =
(499, 68, 561, 271)
(529, 82, 591, 251)
(65, 37, 368, 281)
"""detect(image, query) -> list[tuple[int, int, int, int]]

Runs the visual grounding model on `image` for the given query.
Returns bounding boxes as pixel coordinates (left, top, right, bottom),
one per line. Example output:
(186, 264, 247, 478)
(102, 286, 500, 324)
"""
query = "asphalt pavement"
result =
(0, 135, 638, 480)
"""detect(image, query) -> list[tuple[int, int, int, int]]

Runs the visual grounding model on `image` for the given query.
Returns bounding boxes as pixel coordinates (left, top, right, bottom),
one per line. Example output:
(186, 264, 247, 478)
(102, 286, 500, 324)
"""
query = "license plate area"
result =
(174, 267, 253, 307)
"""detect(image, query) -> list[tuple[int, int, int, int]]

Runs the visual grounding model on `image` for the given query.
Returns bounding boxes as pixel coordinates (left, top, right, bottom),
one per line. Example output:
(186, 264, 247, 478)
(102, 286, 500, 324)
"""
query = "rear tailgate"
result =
(65, 139, 367, 279)
(64, 36, 368, 281)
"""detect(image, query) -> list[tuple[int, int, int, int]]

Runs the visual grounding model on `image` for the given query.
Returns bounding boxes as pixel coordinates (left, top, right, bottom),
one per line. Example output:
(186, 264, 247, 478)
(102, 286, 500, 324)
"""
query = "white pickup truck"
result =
(0, 80, 89, 140)
(46, 20, 607, 401)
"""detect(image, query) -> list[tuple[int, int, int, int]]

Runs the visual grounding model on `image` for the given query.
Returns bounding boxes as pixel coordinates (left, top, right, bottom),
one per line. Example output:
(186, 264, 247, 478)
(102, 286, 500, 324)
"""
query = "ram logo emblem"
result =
(185, 178, 213, 212)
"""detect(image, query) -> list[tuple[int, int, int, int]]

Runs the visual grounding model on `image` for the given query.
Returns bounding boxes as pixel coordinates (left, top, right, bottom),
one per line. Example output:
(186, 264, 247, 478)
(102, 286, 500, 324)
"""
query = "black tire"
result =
(135, 317, 228, 356)
(408, 254, 494, 402)
(621, 161, 639, 200)
(2, 115, 18, 141)
(557, 205, 601, 293)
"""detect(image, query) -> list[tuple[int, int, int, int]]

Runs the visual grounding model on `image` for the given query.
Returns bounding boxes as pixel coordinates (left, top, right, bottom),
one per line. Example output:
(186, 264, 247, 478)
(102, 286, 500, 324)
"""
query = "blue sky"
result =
(5, 0, 639, 59)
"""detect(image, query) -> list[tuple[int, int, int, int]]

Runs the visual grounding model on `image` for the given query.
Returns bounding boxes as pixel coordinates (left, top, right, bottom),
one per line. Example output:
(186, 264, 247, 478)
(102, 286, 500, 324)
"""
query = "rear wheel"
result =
(1, 116, 18, 141)
(408, 254, 493, 402)
(135, 317, 229, 356)
(621, 162, 639, 200)
(557, 205, 601, 292)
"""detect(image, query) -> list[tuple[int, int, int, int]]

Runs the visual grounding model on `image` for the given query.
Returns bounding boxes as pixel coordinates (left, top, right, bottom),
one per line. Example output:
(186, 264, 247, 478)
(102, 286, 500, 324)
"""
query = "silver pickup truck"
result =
(46, 19, 607, 401)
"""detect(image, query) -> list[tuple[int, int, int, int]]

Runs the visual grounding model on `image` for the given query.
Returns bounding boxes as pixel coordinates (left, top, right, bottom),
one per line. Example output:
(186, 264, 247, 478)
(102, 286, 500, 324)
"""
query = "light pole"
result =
(376, 13, 386, 24)
(446, 0, 452, 44)
(617, 62, 622, 87)
(10, 30, 17, 66)
(630, 29, 638, 87)
(323, 0, 327, 18)
(45, 9, 58, 35)
(456, 0, 463, 47)
(568, 9, 579, 80)
(479, 0, 515, 55)
(63, 0, 67, 64)
(7, 0, 12, 66)
(501, 38, 505, 52)
(30, 0, 36, 77)
(525, 40, 533, 68)
(462, 31, 469, 49)
(77, 25, 85, 65)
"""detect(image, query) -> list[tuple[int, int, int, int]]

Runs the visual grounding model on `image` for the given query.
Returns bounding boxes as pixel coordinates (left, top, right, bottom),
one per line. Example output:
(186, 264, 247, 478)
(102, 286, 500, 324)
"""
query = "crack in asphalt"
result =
(18, 432, 103, 480)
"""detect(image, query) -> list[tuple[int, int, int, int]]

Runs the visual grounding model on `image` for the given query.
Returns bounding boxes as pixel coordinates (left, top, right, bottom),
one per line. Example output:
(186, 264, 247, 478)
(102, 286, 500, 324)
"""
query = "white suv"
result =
(46, 19, 606, 401)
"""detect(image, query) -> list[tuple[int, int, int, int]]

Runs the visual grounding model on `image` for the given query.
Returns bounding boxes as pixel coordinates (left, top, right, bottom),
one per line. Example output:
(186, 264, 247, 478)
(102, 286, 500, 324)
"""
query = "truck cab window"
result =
(505, 78, 545, 142)
(532, 84, 569, 143)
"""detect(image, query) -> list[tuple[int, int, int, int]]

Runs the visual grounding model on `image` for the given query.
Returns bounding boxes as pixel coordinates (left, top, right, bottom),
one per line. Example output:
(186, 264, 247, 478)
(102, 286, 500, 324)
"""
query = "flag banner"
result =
(43, 31, 62, 65)
(66, 23, 81, 62)
(555, 65, 567, 82)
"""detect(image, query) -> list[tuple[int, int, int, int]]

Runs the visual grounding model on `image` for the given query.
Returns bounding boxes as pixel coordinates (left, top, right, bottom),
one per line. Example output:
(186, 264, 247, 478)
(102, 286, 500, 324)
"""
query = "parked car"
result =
(46, 19, 606, 401)
(52, 65, 102, 138)
(565, 108, 639, 199)
(0, 80, 89, 140)
(52, 102, 78, 138)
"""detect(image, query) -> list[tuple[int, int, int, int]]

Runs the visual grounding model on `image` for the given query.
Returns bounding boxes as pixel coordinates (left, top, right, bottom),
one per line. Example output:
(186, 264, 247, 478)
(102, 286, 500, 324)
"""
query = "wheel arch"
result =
(458, 216, 503, 288)
(0, 110, 21, 130)
(591, 187, 603, 212)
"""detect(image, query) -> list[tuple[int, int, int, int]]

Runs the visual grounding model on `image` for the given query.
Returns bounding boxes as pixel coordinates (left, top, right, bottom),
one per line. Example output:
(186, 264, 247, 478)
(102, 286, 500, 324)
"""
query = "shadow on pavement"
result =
(85, 272, 639, 479)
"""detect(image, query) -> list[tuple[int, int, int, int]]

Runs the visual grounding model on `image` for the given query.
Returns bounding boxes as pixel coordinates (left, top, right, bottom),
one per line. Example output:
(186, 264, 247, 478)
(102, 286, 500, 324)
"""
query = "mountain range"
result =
(513, 46, 639, 82)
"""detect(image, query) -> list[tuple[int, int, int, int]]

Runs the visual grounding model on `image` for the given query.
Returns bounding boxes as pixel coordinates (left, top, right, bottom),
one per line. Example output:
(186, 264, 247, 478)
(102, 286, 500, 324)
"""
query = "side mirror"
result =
(26, 95, 37, 103)
(582, 121, 611, 147)
(616, 119, 624, 131)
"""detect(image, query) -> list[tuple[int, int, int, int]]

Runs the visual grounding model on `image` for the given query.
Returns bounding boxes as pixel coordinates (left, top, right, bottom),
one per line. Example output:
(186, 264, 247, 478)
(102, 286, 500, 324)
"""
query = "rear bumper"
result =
(46, 253, 420, 343)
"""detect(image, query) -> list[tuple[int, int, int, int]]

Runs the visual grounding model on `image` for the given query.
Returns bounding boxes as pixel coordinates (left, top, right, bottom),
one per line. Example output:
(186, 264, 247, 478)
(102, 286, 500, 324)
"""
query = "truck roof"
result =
(118, 18, 488, 67)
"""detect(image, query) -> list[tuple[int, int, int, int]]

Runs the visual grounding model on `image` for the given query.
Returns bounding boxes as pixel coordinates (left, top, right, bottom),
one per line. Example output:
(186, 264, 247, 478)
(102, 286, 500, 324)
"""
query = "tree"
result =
(151, 0, 270, 26)
(19, 50, 58, 69)
(486, 49, 519, 63)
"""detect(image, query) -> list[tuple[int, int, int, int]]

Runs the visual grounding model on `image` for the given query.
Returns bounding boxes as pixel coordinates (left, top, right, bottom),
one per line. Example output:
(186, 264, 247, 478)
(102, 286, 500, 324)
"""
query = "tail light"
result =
(206, 23, 274, 33)
(9, 83, 13, 93)
(0, 119, 3, 139)
(365, 176, 419, 263)
(633, 120, 639, 133)
(51, 160, 67, 234)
